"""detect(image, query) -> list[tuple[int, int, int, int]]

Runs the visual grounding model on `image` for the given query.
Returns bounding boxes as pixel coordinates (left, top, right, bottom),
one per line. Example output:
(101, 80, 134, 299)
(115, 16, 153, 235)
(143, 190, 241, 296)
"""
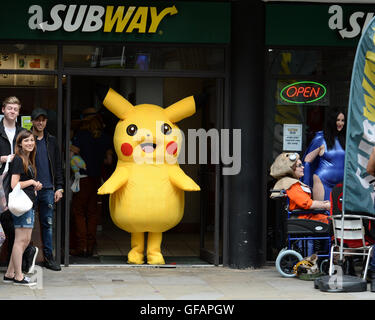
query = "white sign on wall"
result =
(283, 124, 302, 151)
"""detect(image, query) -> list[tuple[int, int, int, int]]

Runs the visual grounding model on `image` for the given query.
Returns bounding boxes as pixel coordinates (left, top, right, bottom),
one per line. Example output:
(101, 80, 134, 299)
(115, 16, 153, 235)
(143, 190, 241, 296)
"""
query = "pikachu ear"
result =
(164, 96, 196, 123)
(96, 84, 134, 120)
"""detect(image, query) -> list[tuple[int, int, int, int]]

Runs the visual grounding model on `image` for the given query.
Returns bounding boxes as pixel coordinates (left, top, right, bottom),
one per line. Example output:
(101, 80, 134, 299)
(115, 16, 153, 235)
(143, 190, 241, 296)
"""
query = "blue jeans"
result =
(12, 208, 34, 229)
(36, 188, 54, 258)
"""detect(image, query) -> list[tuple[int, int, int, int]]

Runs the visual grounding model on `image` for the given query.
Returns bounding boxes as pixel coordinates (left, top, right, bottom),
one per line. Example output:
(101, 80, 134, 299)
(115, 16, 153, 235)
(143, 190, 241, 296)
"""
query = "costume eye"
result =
(161, 123, 172, 135)
(126, 124, 138, 136)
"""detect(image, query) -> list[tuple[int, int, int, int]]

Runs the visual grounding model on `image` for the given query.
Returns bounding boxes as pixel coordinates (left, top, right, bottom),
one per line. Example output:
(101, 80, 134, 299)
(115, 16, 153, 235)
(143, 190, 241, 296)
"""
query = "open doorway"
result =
(65, 75, 222, 265)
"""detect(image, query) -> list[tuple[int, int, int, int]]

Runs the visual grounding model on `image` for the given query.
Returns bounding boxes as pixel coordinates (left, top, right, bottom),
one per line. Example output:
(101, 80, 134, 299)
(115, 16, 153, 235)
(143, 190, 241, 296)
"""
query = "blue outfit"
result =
(302, 131, 345, 201)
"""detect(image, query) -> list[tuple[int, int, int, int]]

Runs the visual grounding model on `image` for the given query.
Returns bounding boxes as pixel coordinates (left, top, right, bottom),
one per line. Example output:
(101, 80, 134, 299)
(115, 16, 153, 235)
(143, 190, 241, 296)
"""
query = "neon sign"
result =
(280, 81, 327, 104)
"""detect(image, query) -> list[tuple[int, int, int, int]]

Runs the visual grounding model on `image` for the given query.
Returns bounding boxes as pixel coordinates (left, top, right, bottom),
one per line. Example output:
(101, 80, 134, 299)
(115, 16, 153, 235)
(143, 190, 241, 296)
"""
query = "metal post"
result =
(64, 75, 71, 266)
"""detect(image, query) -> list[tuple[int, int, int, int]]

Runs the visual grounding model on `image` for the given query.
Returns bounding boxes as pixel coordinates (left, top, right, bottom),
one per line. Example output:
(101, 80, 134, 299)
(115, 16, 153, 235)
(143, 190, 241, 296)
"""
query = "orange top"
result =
(286, 183, 329, 224)
(286, 183, 313, 210)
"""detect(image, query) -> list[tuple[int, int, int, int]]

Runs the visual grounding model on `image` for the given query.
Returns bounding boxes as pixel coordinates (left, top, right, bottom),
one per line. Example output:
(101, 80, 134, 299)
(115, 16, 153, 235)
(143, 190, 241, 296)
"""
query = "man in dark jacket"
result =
(0, 96, 38, 275)
(31, 108, 64, 271)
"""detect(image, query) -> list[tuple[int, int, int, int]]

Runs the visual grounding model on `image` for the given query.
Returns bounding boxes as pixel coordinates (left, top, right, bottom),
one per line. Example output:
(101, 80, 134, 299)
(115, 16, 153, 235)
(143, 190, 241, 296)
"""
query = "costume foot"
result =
(127, 249, 144, 264)
(147, 252, 165, 265)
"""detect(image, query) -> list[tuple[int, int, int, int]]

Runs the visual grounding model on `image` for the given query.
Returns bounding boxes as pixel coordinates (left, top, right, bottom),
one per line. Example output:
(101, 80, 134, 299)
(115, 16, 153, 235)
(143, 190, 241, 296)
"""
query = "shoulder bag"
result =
(8, 182, 33, 217)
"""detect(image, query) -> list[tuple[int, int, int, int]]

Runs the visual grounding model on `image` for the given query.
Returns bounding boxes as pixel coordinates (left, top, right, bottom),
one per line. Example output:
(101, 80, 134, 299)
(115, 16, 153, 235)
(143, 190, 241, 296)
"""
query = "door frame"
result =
(63, 72, 228, 266)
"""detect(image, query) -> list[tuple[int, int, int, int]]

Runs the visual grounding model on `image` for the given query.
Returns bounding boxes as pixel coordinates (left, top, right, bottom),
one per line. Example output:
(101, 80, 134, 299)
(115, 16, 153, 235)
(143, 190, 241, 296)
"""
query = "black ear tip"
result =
(194, 93, 208, 110)
(95, 83, 110, 102)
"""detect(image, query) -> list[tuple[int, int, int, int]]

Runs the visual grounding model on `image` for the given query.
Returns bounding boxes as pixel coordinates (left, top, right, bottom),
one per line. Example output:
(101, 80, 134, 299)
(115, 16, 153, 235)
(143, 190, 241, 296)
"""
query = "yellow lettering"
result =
(104, 6, 135, 33)
(363, 52, 375, 121)
(149, 5, 178, 33)
(126, 7, 148, 33)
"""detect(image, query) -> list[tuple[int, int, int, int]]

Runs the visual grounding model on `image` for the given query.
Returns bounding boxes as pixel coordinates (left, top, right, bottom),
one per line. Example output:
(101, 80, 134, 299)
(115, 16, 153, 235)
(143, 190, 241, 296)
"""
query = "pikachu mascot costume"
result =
(97, 86, 200, 264)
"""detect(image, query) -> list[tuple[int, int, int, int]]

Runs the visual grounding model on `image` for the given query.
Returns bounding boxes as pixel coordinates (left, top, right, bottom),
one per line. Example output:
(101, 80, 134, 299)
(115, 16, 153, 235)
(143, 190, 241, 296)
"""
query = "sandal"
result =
(13, 276, 36, 286)
(3, 275, 14, 283)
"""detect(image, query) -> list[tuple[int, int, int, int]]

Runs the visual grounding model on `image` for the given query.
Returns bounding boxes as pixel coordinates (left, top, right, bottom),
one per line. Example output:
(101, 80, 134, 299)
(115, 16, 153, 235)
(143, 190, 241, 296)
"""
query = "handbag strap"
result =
(2, 155, 12, 176)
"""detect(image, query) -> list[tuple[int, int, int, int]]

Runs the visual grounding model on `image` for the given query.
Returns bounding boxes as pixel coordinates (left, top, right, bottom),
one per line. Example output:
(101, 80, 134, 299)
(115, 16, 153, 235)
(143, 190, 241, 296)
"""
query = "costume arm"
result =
(168, 166, 200, 191)
(302, 132, 324, 187)
(98, 166, 128, 194)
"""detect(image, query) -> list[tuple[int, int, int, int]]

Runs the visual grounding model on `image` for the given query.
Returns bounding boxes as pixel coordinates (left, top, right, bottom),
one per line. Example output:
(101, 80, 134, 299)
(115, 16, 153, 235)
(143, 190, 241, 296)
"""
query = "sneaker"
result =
(44, 256, 61, 271)
(13, 276, 36, 286)
(3, 275, 14, 283)
(22, 246, 38, 274)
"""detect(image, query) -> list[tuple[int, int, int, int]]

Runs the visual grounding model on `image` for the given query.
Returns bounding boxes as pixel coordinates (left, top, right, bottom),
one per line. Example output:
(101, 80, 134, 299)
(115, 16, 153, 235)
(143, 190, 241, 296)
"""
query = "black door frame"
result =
(63, 71, 228, 266)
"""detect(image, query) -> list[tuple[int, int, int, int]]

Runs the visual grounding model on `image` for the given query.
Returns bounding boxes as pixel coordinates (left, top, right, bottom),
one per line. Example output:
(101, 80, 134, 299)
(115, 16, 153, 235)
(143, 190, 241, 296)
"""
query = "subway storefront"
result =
(264, 1, 372, 260)
(0, 0, 232, 267)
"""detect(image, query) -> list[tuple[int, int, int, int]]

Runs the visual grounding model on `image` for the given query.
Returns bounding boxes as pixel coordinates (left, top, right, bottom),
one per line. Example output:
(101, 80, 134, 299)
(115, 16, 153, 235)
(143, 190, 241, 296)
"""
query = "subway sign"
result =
(266, 3, 375, 46)
(28, 4, 178, 33)
(0, 1, 230, 43)
(280, 81, 327, 104)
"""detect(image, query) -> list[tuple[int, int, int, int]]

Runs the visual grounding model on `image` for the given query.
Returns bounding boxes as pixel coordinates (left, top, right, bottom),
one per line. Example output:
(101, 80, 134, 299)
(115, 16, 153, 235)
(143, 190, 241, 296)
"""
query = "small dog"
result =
(294, 254, 319, 276)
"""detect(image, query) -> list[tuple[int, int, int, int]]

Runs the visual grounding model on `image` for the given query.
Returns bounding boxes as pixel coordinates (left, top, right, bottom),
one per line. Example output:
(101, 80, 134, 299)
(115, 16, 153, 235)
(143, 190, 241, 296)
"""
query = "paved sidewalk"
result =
(0, 264, 374, 300)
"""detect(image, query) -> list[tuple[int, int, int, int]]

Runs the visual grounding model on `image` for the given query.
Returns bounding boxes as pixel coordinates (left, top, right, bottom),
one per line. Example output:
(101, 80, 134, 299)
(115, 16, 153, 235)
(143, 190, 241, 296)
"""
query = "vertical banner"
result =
(343, 16, 375, 215)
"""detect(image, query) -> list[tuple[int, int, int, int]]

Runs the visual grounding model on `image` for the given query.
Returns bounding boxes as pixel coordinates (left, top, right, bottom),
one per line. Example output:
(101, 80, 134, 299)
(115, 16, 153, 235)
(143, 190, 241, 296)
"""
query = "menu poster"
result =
(18, 55, 54, 70)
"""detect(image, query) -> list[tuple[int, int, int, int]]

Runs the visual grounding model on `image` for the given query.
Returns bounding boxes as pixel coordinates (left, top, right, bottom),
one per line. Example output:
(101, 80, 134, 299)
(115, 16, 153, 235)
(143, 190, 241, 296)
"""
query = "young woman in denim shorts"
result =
(3, 130, 42, 286)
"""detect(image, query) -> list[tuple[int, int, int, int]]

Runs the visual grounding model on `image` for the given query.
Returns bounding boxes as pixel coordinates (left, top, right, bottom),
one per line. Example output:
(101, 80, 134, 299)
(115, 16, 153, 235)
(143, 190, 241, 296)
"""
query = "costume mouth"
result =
(141, 143, 157, 153)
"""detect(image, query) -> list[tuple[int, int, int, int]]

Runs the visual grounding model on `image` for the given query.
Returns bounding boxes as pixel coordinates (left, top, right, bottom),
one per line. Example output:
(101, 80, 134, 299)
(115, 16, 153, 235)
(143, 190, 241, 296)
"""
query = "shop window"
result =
(268, 49, 322, 76)
(0, 44, 57, 71)
(0, 76, 58, 135)
(321, 50, 355, 78)
(63, 45, 225, 72)
(265, 47, 354, 261)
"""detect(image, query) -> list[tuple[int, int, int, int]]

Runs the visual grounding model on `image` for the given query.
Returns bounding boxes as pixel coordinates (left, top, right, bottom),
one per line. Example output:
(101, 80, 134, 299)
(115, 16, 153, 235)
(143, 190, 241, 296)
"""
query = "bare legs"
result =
(5, 228, 32, 281)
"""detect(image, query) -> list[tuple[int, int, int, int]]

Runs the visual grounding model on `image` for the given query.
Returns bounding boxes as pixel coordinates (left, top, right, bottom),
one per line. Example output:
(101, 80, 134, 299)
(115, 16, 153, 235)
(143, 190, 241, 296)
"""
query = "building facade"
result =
(0, 0, 364, 269)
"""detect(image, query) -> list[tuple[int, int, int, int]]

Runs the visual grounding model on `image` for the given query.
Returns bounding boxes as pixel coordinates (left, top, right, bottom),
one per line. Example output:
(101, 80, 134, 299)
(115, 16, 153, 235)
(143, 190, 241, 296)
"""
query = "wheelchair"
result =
(271, 189, 332, 278)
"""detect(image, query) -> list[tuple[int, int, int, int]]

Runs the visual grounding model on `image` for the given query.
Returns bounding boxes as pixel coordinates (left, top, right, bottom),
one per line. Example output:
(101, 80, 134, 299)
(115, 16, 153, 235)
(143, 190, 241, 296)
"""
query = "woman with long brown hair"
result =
(3, 130, 42, 286)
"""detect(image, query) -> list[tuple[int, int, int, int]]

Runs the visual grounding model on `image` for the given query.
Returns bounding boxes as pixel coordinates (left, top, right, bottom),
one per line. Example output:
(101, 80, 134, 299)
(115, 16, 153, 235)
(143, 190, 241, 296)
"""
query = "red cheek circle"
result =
(121, 143, 133, 156)
(166, 141, 178, 155)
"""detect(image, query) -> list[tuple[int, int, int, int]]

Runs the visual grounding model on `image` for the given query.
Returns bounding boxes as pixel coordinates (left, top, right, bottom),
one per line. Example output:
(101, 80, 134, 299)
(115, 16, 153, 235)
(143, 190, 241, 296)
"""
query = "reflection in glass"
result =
(63, 45, 225, 71)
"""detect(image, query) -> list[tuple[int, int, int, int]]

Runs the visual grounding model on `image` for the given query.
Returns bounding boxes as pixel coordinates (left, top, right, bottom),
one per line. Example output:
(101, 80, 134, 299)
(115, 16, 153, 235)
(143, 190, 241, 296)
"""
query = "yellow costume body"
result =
(97, 88, 200, 264)
(109, 164, 184, 233)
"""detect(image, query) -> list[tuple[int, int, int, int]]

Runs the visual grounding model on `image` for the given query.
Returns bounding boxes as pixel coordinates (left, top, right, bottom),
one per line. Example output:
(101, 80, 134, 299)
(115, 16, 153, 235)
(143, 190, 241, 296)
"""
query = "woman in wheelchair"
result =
(270, 152, 332, 276)
(270, 152, 331, 217)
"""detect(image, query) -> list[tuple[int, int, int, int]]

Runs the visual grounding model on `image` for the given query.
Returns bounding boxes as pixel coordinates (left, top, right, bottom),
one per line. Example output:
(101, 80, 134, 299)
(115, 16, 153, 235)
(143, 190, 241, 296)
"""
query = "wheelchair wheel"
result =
(275, 249, 303, 278)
